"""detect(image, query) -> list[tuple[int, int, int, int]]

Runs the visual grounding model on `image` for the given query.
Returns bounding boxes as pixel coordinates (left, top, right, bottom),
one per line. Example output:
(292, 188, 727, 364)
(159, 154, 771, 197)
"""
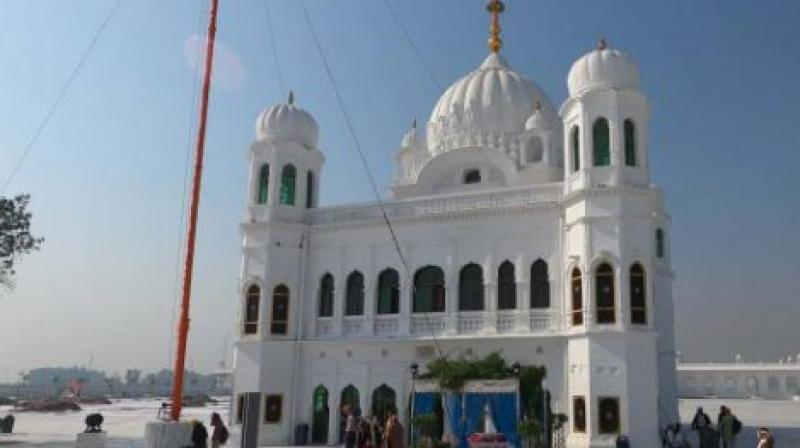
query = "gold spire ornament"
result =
(597, 38, 608, 51)
(486, 0, 505, 53)
(288, 90, 295, 105)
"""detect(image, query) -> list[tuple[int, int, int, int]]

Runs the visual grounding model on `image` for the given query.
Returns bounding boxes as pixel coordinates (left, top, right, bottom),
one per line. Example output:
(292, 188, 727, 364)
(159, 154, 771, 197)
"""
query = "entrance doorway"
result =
(312, 385, 330, 444)
(339, 385, 360, 443)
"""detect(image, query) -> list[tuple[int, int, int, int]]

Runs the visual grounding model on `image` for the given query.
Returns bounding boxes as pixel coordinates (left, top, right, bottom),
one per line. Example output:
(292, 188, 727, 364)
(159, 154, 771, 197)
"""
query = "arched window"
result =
(497, 261, 516, 310)
(311, 385, 330, 444)
(573, 396, 586, 433)
(306, 171, 315, 208)
(530, 259, 550, 308)
(571, 126, 580, 172)
(596, 262, 615, 324)
(280, 164, 297, 205)
(318, 273, 334, 317)
(413, 266, 445, 313)
(459, 263, 484, 311)
(345, 271, 364, 316)
(571, 268, 583, 326)
(338, 385, 360, 443)
(257, 164, 269, 204)
(377, 268, 400, 314)
(592, 117, 610, 166)
(370, 385, 397, 425)
(244, 284, 260, 334)
(624, 119, 637, 167)
(598, 397, 620, 434)
(630, 263, 646, 324)
(656, 228, 665, 258)
(271, 285, 289, 334)
(463, 169, 481, 184)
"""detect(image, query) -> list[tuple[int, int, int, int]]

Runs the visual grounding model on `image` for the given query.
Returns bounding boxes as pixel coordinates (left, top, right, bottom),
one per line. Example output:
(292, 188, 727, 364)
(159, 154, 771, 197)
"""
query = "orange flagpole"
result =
(170, 0, 219, 422)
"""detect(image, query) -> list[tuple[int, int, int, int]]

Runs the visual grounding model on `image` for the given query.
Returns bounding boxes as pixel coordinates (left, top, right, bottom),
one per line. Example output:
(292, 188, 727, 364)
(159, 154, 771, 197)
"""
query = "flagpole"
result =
(170, 0, 219, 422)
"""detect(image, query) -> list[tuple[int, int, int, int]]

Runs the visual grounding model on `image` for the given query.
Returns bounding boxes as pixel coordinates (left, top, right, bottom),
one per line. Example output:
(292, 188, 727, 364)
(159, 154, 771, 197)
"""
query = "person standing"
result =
(210, 412, 229, 447)
(691, 407, 712, 448)
(344, 405, 358, 448)
(191, 420, 208, 448)
(756, 427, 774, 448)
(717, 406, 738, 448)
(385, 413, 405, 448)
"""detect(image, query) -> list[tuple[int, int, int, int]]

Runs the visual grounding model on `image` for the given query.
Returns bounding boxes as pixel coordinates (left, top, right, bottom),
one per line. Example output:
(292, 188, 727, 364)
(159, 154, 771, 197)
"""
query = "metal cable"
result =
(1, 0, 124, 195)
(166, 0, 208, 369)
(262, 0, 286, 94)
(298, 0, 447, 358)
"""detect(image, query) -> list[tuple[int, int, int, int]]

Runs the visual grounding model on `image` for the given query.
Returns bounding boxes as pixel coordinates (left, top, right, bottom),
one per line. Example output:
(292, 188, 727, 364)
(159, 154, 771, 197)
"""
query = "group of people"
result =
(685, 406, 774, 448)
(190, 412, 229, 448)
(342, 405, 405, 448)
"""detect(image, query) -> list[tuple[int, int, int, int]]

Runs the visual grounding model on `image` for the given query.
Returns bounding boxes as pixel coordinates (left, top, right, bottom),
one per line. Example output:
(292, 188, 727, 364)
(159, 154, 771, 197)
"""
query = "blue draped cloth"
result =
(412, 392, 437, 444)
(445, 392, 519, 448)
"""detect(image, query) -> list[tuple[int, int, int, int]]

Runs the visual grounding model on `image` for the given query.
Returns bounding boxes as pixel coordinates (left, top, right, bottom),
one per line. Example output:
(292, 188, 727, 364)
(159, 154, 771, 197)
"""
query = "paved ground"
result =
(679, 398, 800, 446)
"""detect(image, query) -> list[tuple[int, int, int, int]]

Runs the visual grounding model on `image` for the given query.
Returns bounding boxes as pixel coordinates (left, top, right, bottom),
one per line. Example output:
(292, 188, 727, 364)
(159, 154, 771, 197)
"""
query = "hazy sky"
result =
(1, 0, 799, 382)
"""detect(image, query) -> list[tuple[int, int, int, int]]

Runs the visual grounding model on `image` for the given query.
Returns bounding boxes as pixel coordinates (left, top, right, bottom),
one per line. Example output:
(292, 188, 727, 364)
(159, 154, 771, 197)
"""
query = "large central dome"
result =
(427, 53, 558, 154)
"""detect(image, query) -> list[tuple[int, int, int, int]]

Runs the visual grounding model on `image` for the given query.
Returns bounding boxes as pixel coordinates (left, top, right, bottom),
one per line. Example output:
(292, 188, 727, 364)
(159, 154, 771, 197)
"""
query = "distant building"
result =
(678, 361, 800, 399)
(231, 2, 679, 447)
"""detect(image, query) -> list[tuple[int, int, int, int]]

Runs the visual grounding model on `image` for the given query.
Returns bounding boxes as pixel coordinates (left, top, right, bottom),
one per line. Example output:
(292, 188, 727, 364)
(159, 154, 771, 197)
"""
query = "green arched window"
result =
(257, 164, 269, 204)
(458, 263, 484, 311)
(571, 126, 580, 172)
(306, 171, 315, 208)
(377, 268, 400, 314)
(592, 118, 610, 166)
(656, 228, 665, 258)
(280, 164, 297, 205)
(497, 261, 516, 310)
(413, 266, 445, 313)
(624, 119, 637, 166)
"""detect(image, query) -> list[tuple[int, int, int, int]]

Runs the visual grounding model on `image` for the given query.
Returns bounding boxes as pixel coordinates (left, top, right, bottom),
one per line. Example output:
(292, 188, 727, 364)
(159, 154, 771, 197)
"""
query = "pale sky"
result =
(1, 0, 799, 382)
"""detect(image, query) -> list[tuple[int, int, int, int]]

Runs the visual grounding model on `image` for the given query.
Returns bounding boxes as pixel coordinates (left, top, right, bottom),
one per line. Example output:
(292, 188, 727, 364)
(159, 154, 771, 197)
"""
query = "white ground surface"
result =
(0, 398, 797, 447)
(0, 398, 228, 447)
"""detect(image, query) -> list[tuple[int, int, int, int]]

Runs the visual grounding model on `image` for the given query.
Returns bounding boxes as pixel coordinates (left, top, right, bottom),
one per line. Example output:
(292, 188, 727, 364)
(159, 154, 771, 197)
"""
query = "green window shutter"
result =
(280, 165, 296, 205)
(572, 126, 581, 172)
(593, 118, 610, 167)
(624, 119, 637, 167)
(257, 164, 269, 204)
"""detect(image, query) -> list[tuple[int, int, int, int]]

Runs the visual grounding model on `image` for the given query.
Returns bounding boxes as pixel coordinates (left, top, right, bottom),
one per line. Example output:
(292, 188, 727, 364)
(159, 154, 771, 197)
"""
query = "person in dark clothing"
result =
(191, 420, 208, 448)
(691, 407, 712, 448)
(210, 412, 228, 447)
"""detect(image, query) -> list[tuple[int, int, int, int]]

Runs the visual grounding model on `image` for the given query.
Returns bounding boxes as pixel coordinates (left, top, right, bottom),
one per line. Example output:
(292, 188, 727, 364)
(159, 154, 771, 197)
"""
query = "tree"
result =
(125, 369, 142, 386)
(0, 194, 43, 288)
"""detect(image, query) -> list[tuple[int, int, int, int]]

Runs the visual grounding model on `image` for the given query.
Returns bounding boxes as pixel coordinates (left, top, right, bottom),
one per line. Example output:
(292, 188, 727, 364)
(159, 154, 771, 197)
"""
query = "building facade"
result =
(232, 12, 679, 447)
(678, 361, 800, 400)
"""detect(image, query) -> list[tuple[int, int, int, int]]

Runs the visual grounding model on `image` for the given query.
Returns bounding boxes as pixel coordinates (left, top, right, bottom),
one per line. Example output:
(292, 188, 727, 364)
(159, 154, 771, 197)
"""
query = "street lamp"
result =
(410, 363, 419, 447)
(511, 362, 521, 377)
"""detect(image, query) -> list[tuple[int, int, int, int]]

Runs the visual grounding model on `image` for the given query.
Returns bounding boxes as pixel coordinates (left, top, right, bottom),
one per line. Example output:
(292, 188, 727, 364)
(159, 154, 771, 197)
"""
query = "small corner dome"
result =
(524, 103, 553, 131)
(401, 119, 419, 148)
(567, 40, 640, 96)
(255, 93, 319, 148)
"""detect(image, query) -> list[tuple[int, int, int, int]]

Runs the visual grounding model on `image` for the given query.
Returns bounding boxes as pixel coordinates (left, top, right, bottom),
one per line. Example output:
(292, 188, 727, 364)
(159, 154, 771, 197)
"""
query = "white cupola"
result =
(255, 91, 319, 149)
(560, 39, 650, 192)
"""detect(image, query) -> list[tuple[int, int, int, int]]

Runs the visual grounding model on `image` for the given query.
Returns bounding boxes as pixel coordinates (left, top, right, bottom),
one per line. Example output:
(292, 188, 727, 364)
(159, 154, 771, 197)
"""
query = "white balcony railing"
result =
(315, 318, 334, 338)
(374, 315, 400, 337)
(410, 315, 446, 336)
(457, 313, 486, 334)
(343, 317, 365, 337)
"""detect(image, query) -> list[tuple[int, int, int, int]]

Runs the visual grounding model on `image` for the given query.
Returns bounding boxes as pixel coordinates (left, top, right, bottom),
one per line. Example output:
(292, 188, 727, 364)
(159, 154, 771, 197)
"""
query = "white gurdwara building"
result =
(232, 10, 678, 447)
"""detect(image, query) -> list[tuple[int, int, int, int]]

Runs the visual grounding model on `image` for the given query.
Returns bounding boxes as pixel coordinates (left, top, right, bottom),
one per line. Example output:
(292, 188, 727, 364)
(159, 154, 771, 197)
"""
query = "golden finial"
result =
(288, 90, 295, 105)
(486, 0, 505, 53)
(596, 38, 608, 51)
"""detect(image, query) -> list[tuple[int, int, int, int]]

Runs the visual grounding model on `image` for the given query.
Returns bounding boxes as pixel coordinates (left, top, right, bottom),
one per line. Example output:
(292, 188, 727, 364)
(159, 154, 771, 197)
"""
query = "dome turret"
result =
(524, 102, 554, 131)
(255, 91, 319, 149)
(567, 39, 640, 96)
